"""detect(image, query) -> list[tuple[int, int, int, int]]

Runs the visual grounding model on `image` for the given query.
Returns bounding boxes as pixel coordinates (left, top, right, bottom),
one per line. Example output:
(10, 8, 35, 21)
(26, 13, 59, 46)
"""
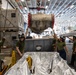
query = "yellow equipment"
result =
(11, 50, 16, 67)
(0, 50, 16, 75)
(26, 56, 32, 69)
(4, 50, 16, 71)
(0, 66, 7, 75)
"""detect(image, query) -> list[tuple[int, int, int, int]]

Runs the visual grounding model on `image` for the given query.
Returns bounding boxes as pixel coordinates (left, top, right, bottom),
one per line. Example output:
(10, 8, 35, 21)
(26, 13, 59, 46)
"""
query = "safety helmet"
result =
(18, 33, 25, 39)
(73, 35, 76, 39)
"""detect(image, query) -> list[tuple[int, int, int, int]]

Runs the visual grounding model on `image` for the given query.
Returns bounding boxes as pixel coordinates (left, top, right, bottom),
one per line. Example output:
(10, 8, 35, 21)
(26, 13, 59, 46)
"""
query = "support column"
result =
(0, 0, 2, 40)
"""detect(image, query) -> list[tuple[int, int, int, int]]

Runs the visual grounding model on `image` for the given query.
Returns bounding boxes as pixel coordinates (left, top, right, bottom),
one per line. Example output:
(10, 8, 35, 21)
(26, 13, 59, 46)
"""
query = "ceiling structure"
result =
(7, 0, 76, 34)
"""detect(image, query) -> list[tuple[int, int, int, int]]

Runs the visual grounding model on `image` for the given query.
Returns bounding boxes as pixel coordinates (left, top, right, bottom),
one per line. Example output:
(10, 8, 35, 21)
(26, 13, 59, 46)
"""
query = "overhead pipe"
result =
(49, 0, 58, 14)
(15, 0, 25, 14)
(44, 0, 47, 14)
(56, 1, 72, 15)
(40, 0, 42, 7)
(44, 0, 47, 7)
(52, 1, 62, 14)
(48, 0, 57, 13)
(60, 0, 76, 15)
(57, 1, 75, 16)
(61, 4, 76, 17)
(59, 14, 75, 21)
(60, 7, 76, 19)
(67, 12, 76, 18)
(56, 10, 76, 18)
(28, 0, 33, 14)
(24, 0, 29, 13)
(30, 0, 33, 7)
(19, 0, 24, 8)
(54, 0, 68, 15)
(56, 16, 76, 27)
(56, 0, 75, 17)
(46, 0, 54, 12)
(55, 0, 73, 16)
(56, 18, 76, 27)
(56, 14, 76, 22)
(6, 0, 16, 9)
(12, 0, 23, 13)
(64, 10, 76, 18)
(34, 0, 37, 14)
(57, 1, 72, 15)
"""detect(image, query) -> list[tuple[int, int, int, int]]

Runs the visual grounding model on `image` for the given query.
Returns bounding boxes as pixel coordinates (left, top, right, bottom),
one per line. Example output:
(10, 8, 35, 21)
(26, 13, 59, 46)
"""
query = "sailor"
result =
(70, 35, 76, 67)
(53, 30, 69, 60)
(16, 28, 28, 60)
(16, 34, 25, 60)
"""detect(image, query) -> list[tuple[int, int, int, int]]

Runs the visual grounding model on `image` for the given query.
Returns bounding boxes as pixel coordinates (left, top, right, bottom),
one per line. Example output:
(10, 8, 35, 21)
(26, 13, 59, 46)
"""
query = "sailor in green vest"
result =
(57, 36, 69, 60)
(53, 30, 69, 60)
(16, 28, 28, 60)
(70, 35, 76, 67)
(16, 34, 25, 60)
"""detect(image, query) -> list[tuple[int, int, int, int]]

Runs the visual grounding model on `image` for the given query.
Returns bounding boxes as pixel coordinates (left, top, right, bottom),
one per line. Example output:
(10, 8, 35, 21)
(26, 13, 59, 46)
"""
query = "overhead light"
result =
(66, 30, 69, 33)
(45, 6, 48, 9)
(70, 5, 74, 9)
(25, 7, 27, 10)
(21, 0, 24, 2)
(48, 0, 50, 1)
